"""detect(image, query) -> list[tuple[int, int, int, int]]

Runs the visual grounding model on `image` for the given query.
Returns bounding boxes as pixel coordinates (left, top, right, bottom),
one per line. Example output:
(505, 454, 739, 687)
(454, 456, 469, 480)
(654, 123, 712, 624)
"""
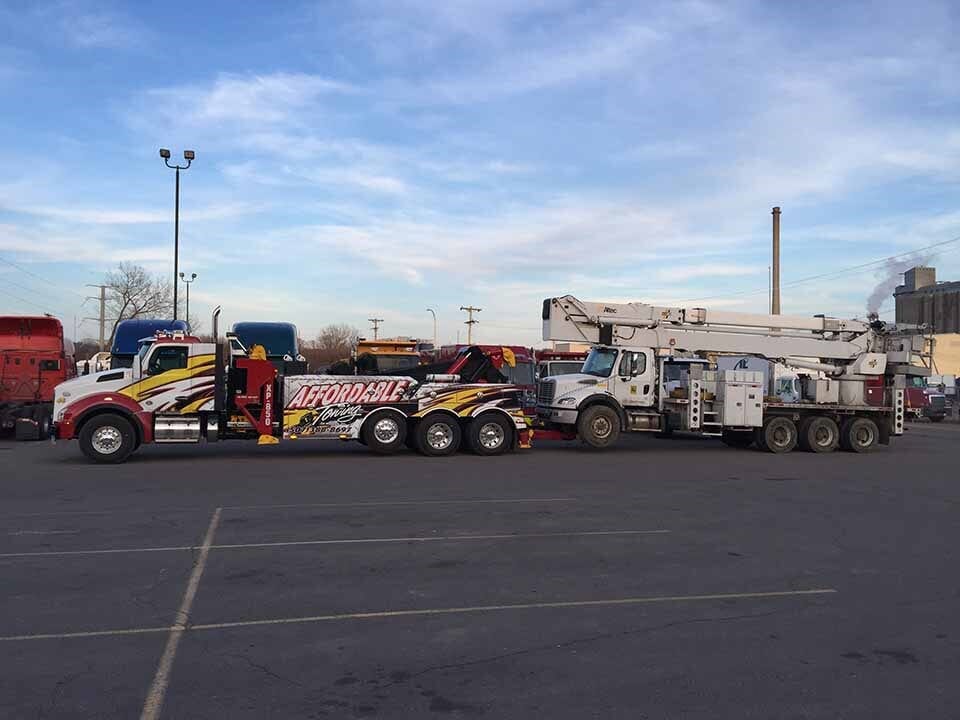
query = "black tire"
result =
(577, 405, 621, 449)
(37, 408, 52, 440)
(360, 410, 406, 454)
(721, 429, 754, 448)
(799, 416, 840, 453)
(467, 413, 513, 456)
(415, 414, 462, 456)
(761, 416, 797, 454)
(840, 417, 879, 453)
(78, 413, 137, 464)
(928, 415, 945, 423)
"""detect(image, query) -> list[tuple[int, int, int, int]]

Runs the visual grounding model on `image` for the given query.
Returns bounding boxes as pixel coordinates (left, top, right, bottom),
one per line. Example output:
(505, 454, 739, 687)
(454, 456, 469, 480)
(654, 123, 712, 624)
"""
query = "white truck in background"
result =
(536, 296, 933, 453)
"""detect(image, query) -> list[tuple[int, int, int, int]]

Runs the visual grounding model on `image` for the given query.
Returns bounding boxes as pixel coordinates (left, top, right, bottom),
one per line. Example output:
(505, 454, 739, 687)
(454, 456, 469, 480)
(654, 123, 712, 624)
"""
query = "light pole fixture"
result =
(179, 272, 197, 331)
(160, 148, 195, 321)
(426, 308, 437, 348)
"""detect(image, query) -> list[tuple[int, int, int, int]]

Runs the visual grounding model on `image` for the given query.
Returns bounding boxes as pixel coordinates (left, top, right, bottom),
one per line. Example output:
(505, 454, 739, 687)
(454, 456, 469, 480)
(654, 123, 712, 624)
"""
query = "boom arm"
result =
(542, 296, 892, 368)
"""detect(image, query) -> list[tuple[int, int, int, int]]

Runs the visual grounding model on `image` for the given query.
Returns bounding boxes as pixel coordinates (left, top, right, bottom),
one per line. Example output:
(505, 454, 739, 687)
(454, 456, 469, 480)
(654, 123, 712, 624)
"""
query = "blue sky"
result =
(1, 0, 958, 345)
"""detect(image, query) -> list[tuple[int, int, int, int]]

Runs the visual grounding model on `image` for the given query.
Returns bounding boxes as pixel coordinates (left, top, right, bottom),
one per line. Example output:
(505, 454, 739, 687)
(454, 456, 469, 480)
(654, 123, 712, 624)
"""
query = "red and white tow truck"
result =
(53, 311, 529, 463)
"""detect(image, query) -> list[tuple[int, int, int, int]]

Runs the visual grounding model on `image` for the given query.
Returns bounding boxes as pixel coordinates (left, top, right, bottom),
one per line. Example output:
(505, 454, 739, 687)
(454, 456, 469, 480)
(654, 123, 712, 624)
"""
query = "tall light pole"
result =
(179, 272, 197, 331)
(426, 308, 437, 348)
(160, 148, 195, 321)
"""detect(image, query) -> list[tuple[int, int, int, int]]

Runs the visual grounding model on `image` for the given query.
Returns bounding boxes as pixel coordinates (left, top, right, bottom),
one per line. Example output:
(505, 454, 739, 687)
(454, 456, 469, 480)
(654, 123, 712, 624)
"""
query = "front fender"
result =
(56, 393, 152, 442)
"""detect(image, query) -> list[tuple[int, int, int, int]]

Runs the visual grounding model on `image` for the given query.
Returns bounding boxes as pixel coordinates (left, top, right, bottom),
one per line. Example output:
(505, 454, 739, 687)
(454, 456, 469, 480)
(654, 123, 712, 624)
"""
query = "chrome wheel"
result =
(373, 418, 400, 444)
(91, 425, 122, 455)
(478, 422, 505, 450)
(425, 422, 454, 451)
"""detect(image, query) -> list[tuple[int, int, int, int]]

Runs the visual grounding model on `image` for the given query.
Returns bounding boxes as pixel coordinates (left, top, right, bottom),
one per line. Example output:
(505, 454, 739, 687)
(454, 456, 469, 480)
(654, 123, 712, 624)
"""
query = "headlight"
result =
(558, 397, 577, 406)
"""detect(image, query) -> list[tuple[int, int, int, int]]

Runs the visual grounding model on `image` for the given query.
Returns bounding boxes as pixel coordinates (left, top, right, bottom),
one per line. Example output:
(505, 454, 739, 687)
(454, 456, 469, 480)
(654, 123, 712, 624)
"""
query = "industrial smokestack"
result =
(771, 207, 781, 314)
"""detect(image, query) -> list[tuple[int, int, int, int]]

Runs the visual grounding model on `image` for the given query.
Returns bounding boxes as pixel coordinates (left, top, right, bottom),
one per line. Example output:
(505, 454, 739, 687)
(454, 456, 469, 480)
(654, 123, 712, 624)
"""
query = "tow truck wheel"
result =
(578, 405, 620, 449)
(79, 413, 137, 464)
(840, 417, 879, 453)
(799, 416, 839, 453)
(416, 415, 462, 456)
(761, 416, 797, 454)
(467, 413, 513, 456)
(361, 411, 406, 454)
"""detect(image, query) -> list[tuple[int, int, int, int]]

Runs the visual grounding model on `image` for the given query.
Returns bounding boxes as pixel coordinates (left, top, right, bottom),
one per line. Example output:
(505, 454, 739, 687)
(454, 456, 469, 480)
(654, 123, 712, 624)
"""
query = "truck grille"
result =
(538, 379, 556, 405)
(929, 395, 946, 411)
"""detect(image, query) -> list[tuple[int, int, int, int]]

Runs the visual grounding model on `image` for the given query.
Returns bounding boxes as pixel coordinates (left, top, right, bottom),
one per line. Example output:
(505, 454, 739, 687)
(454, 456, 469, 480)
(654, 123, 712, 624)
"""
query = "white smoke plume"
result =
(865, 253, 930, 316)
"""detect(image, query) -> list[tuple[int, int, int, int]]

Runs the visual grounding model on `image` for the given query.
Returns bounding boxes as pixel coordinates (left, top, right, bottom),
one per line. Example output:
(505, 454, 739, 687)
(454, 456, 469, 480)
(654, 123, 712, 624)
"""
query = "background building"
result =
(895, 267, 960, 374)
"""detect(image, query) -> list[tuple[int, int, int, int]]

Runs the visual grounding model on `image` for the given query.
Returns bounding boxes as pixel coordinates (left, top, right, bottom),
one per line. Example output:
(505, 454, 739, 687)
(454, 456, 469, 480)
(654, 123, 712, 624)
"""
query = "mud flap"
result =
(15, 417, 40, 441)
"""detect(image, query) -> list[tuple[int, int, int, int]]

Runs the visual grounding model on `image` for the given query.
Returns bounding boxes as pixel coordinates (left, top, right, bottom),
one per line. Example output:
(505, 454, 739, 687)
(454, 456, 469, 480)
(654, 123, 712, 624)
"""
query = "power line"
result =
(0, 286, 59, 314)
(678, 234, 960, 304)
(0, 254, 88, 300)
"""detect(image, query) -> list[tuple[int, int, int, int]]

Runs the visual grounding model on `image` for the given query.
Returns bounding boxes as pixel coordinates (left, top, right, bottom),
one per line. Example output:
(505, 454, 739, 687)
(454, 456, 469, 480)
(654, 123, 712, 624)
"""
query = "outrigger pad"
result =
(257, 434, 280, 445)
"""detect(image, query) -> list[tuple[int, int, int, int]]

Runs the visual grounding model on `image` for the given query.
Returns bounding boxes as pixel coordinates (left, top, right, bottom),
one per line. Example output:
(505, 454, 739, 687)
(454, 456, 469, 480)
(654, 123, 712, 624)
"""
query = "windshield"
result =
(375, 354, 420, 372)
(581, 348, 618, 378)
(232, 324, 297, 358)
(544, 361, 583, 377)
(137, 340, 154, 365)
(502, 361, 536, 386)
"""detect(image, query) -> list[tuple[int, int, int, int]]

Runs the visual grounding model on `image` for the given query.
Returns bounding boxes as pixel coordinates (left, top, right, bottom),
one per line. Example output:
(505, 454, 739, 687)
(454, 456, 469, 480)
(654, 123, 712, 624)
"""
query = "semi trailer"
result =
(1, 316, 75, 439)
(53, 310, 528, 463)
(536, 296, 931, 453)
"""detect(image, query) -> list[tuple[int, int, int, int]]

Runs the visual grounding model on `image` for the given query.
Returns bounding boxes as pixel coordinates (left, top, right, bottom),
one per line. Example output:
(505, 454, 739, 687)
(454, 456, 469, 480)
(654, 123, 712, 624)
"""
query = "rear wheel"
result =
(799, 416, 839, 453)
(761, 416, 797, 454)
(361, 410, 406, 454)
(78, 413, 137, 464)
(721, 429, 754, 448)
(467, 413, 513, 456)
(416, 415, 461, 456)
(577, 405, 621, 449)
(840, 417, 879, 453)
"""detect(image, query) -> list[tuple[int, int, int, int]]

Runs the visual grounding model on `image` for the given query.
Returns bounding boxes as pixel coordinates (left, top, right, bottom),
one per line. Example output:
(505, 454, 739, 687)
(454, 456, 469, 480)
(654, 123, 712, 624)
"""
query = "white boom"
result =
(542, 296, 923, 373)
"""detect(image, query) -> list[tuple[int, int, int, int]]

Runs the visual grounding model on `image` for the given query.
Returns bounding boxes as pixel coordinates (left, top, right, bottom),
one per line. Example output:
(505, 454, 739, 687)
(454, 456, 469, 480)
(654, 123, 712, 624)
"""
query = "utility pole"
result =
(85, 284, 108, 351)
(459, 305, 481, 344)
(771, 206, 781, 315)
(368, 318, 384, 340)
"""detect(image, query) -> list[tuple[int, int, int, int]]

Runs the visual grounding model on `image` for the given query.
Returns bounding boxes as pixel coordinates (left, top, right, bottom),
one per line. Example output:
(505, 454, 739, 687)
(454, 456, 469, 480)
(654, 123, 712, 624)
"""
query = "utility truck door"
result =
(614, 349, 654, 407)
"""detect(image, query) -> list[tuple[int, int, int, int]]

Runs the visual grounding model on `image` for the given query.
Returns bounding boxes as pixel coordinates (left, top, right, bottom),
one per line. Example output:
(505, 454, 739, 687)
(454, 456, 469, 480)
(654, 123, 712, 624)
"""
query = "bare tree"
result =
(302, 323, 359, 368)
(103, 263, 174, 347)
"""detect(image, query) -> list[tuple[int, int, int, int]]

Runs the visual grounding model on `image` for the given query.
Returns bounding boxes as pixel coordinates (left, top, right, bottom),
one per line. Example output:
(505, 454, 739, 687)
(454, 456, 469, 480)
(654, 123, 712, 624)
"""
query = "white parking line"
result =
(7, 530, 79, 536)
(0, 529, 668, 558)
(221, 497, 577, 510)
(139, 507, 222, 720)
(1, 497, 577, 519)
(0, 588, 837, 642)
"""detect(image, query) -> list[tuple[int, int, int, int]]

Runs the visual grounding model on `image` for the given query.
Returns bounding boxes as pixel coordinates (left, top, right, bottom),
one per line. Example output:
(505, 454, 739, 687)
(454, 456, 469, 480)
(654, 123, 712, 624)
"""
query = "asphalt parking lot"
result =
(2, 423, 959, 719)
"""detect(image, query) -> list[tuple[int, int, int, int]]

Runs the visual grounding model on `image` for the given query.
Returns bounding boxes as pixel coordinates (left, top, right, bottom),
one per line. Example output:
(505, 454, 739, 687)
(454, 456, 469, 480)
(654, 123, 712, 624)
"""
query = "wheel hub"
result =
(373, 418, 400, 444)
(91, 426, 122, 455)
(478, 422, 505, 449)
(591, 417, 612, 438)
(426, 423, 453, 450)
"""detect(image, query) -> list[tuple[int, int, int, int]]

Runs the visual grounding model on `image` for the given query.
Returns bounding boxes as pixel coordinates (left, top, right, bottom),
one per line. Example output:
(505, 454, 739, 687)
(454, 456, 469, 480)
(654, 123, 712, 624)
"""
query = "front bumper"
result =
(537, 406, 579, 425)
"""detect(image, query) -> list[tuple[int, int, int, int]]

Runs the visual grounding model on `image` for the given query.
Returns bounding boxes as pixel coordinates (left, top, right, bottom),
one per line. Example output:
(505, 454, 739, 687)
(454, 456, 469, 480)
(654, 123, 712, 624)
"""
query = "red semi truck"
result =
(0, 316, 75, 439)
